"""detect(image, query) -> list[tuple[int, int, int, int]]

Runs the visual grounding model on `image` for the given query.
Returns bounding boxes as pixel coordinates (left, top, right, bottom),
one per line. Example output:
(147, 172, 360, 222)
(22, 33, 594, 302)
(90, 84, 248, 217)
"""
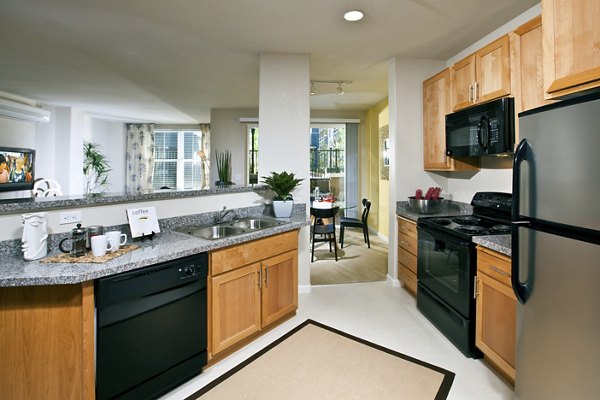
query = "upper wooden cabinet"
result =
(451, 35, 512, 111)
(543, 0, 600, 98)
(510, 15, 548, 114)
(423, 69, 479, 171)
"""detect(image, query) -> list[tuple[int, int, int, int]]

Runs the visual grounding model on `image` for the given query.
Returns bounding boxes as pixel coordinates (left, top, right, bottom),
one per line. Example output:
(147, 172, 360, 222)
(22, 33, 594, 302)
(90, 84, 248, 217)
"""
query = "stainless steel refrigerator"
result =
(512, 92, 600, 399)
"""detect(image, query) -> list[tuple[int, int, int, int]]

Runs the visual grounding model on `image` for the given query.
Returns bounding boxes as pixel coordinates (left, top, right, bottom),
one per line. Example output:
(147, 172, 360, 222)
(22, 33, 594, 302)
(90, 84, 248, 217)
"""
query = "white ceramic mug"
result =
(106, 231, 127, 251)
(91, 234, 115, 257)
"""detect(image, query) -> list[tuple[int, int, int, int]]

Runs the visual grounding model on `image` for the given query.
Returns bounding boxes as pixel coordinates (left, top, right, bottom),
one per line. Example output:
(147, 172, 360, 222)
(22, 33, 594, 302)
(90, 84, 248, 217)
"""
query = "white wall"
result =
(209, 108, 258, 186)
(85, 118, 127, 193)
(258, 53, 311, 290)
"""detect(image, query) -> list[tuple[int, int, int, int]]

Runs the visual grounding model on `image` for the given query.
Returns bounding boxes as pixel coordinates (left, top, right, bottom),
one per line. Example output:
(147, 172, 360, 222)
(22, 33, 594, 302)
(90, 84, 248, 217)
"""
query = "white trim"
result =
(298, 284, 312, 293)
(387, 275, 401, 287)
(240, 117, 360, 124)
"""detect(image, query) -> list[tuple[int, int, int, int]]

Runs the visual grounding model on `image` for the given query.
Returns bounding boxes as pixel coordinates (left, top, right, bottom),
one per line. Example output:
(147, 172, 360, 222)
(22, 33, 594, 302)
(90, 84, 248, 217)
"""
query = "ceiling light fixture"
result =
(310, 80, 352, 95)
(343, 10, 364, 22)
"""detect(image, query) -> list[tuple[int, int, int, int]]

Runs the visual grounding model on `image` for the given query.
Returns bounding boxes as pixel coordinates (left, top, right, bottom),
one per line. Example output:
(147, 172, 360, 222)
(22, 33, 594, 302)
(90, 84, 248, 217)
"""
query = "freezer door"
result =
(515, 228, 600, 399)
(517, 96, 600, 231)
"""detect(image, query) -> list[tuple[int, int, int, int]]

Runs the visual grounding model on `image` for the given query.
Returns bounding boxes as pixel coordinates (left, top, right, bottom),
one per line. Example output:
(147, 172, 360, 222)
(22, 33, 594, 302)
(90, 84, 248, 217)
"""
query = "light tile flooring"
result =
(162, 281, 514, 400)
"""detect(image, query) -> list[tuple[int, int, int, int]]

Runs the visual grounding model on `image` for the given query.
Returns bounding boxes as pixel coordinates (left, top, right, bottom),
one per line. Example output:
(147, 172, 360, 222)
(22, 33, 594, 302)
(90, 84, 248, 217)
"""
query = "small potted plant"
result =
(261, 171, 303, 218)
(215, 149, 233, 186)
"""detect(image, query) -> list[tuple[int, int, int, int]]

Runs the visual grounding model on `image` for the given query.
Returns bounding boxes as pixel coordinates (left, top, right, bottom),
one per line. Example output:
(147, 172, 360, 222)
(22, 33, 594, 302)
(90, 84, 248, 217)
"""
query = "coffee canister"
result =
(86, 225, 104, 249)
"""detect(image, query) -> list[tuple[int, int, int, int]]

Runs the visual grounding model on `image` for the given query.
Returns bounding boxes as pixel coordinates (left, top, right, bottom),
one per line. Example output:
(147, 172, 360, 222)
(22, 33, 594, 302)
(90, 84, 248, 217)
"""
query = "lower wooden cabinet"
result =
(475, 246, 516, 383)
(0, 282, 95, 400)
(209, 230, 298, 359)
(397, 217, 418, 295)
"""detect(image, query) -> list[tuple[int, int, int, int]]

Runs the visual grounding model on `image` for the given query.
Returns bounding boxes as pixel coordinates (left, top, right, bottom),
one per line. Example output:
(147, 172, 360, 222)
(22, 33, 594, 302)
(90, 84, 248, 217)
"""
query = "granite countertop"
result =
(473, 235, 511, 257)
(0, 213, 308, 287)
(396, 200, 473, 221)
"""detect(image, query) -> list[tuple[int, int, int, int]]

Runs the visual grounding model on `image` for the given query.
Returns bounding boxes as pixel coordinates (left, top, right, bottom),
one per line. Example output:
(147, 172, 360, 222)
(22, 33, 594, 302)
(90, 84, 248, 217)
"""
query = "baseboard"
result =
(298, 285, 312, 294)
(387, 275, 401, 287)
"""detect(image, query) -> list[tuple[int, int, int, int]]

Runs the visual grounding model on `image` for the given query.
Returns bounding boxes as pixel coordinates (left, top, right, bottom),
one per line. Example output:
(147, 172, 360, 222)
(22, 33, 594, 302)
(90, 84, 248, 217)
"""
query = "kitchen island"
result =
(0, 208, 308, 400)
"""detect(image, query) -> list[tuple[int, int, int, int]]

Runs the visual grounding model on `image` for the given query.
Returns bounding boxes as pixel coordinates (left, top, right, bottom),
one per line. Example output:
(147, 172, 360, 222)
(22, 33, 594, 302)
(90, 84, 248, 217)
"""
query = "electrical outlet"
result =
(59, 211, 82, 225)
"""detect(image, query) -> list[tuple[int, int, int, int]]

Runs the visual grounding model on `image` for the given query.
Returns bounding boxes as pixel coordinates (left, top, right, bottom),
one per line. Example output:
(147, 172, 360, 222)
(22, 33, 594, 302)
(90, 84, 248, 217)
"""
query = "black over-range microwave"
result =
(445, 97, 515, 157)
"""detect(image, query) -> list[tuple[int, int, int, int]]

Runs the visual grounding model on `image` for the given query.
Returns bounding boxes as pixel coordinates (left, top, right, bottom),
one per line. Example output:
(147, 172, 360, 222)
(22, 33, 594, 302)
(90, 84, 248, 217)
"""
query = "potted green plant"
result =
(215, 149, 233, 186)
(261, 171, 303, 218)
(83, 142, 111, 194)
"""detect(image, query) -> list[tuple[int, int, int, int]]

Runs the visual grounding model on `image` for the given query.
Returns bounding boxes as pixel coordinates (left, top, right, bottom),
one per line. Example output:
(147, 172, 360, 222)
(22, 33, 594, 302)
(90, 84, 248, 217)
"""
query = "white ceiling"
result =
(0, 0, 538, 124)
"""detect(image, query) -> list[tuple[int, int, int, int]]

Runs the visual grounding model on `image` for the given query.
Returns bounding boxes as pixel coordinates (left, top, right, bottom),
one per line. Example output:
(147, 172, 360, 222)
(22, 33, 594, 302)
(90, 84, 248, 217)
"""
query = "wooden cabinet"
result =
(543, 0, 600, 98)
(510, 15, 549, 115)
(397, 217, 418, 295)
(475, 246, 516, 383)
(423, 69, 479, 172)
(0, 282, 95, 400)
(209, 230, 298, 358)
(451, 35, 511, 111)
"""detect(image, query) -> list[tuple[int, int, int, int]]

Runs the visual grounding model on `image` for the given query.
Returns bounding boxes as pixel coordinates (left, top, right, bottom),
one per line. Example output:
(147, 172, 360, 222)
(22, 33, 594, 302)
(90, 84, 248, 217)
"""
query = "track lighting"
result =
(309, 80, 352, 95)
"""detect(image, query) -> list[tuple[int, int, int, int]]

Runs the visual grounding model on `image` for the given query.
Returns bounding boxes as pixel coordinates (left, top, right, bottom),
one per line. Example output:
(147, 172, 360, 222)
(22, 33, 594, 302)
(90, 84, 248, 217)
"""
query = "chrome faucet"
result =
(216, 206, 236, 223)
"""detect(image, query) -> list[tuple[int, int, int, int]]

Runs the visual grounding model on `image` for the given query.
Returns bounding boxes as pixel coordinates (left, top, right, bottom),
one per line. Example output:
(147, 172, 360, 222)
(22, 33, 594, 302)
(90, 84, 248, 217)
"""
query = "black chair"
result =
(339, 198, 371, 249)
(310, 206, 339, 262)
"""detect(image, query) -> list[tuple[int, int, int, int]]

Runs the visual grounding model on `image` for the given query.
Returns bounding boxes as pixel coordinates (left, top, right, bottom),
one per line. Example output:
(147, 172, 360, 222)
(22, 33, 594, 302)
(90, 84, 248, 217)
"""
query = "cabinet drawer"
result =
(397, 232, 417, 255)
(397, 217, 417, 239)
(211, 230, 298, 276)
(477, 247, 512, 287)
(398, 246, 417, 274)
(398, 264, 417, 295)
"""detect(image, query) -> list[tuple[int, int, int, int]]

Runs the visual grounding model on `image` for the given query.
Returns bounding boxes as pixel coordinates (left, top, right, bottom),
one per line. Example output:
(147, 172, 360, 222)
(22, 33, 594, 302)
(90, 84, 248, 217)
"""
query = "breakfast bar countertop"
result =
(0, 214, 309, 288)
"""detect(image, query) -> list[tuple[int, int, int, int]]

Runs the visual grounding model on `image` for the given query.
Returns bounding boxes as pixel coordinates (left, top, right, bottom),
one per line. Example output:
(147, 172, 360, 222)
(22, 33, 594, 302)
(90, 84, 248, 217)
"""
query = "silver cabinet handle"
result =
(474, 81, 479, 102)
(264, 264, 269, 287)
(490, 265, 510, 277)
(258, 268, 262, 288)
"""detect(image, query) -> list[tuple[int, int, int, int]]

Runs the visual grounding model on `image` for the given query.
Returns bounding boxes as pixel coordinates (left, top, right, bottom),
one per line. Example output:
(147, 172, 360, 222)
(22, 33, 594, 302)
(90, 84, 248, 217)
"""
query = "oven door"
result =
(417, 226, 476, 318)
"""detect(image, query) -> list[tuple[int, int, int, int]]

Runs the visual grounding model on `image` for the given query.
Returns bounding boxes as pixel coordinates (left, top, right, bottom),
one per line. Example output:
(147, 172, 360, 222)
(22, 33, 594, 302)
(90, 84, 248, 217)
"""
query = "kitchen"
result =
(1, 1, 600, 399)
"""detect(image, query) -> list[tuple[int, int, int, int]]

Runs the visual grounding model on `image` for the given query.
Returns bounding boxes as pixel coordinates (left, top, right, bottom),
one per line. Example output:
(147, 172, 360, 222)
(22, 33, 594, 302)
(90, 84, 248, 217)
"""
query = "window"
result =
(247, 125, 259, 184)
(153, 130, 207, 190)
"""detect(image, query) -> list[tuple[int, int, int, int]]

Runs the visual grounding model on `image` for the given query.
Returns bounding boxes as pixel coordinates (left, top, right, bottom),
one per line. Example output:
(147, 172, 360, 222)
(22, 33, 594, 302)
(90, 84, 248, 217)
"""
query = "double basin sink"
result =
(174, 217, 288, 240)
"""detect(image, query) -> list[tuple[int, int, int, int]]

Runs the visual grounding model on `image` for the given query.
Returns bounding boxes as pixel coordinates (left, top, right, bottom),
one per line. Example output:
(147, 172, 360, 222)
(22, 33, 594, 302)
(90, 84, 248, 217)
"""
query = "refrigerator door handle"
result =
(512, 138, 533, 304)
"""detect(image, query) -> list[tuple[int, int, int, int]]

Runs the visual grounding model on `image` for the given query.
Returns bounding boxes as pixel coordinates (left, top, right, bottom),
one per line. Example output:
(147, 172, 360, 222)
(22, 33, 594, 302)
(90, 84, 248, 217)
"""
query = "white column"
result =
(258, 53, 311, 290)
(54, 107, 85, 195)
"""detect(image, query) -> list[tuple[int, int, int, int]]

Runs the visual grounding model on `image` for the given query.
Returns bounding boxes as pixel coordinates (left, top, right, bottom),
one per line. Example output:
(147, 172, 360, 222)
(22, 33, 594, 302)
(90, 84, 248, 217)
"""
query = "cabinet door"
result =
(423, 69, 452, 170)
(475, 35, 511, 104)
(511, 15, 547, 115)
(476, 272, 516, 382)
(261, 250, 298, 327)
(451, 55, 476, 111)
(543, 0, 600, 98)
(211, 263, 261, 355)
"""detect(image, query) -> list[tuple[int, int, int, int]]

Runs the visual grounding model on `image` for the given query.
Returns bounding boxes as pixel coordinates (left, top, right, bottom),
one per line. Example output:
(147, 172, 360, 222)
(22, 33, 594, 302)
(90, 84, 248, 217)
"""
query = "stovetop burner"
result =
(417, 192, 513, 240)
(455, 225, 487, 234)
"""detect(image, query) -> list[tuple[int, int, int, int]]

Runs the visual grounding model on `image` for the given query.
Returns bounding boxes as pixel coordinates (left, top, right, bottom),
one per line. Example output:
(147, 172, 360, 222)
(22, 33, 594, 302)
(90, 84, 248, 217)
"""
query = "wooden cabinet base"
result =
(0, 282, 95, 400)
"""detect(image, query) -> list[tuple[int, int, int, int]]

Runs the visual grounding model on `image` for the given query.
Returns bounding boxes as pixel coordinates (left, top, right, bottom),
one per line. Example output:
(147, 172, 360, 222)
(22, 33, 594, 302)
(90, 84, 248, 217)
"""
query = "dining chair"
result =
(32, 178, 63, 197)
(339, 198, 371, 249)
(310, 206, 339, 262)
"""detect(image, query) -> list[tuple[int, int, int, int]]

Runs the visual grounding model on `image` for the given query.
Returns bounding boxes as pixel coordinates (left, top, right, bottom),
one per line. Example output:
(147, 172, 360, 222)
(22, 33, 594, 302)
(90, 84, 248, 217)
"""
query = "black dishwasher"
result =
(95, 253, 208, 400)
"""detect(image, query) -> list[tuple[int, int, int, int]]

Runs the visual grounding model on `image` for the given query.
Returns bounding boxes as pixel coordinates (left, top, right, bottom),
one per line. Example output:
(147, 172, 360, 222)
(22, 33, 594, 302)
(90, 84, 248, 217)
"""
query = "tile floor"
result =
(162, 281, 514, 400)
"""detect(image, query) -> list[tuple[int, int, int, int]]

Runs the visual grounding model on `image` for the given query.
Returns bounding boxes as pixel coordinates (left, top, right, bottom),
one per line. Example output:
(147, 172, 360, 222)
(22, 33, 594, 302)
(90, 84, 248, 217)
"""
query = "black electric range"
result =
(415, 192, 512, 358)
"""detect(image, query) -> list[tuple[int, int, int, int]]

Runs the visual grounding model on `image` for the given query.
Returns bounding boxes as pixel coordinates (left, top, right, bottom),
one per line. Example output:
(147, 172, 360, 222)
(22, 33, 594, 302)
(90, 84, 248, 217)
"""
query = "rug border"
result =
(186, 319, 455, 400)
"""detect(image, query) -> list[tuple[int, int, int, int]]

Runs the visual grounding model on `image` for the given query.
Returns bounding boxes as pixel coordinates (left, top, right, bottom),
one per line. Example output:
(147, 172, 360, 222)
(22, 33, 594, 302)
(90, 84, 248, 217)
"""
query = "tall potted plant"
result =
(215, 149, 232, 186)
(83, 142, 111, 194)
(261, 171, 303, 218)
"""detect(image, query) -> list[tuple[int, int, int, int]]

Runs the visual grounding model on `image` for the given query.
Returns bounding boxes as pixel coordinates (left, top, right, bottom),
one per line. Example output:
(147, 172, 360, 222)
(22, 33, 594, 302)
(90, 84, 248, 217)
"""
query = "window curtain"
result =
(126, 123, 155, 193)
(199, 123, 210, 188)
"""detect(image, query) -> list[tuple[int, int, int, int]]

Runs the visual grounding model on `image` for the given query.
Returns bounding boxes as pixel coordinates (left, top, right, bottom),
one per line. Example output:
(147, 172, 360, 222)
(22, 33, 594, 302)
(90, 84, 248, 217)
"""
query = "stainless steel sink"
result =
(174, 217, 288, 240)
(227, 218, 284, 230)
(175, 225, 247, 240)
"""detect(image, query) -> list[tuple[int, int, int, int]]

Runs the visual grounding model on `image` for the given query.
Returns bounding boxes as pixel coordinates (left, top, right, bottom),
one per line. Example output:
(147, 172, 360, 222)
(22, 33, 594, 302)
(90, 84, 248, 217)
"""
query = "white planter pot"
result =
(273, 200, 294, 218)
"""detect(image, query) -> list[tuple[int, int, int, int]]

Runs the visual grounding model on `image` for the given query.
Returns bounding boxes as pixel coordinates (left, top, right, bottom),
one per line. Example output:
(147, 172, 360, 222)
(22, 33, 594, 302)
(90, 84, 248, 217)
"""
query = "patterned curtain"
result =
(199, 124, 210, 189)
(126, 123, 155, 193)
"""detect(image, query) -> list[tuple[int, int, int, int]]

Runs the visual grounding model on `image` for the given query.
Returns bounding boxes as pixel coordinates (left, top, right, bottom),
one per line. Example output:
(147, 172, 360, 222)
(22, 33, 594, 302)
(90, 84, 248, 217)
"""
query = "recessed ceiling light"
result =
(343, 10, 364, 22)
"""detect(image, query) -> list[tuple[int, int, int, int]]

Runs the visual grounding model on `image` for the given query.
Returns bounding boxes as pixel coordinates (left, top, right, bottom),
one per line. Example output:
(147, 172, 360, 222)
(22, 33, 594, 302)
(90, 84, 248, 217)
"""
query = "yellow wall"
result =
(362, 98, 389, 237)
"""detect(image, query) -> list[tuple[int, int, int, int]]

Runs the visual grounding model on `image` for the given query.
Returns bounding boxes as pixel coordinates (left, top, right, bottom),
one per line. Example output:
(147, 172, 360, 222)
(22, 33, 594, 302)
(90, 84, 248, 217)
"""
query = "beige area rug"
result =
(190, 320, 454, 400)
(311, 228, 388, 285)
